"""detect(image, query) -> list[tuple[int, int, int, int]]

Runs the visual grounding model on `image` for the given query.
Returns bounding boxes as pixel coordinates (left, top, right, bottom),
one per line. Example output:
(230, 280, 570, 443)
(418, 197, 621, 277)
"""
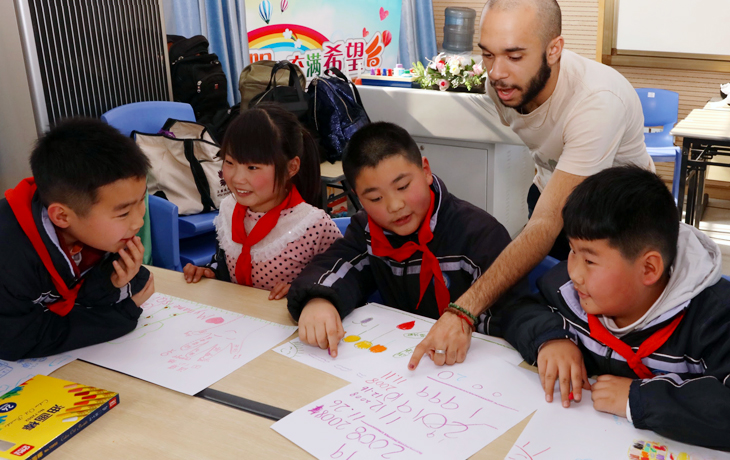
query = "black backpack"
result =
(167, 35, 229, 122)
(248, 61, 310, 123)
(308, 68, 370, 163)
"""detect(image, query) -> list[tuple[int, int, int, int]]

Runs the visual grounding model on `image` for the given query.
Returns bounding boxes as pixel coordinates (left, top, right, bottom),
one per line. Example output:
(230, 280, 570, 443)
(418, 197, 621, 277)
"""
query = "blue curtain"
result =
(399, 0, 437, 68)
(164, 0, 249, 106)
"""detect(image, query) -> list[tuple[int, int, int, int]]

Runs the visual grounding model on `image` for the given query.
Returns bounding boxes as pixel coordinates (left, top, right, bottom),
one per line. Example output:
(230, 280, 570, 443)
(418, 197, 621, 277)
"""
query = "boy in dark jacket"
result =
(288, 122, 518, 363)
(0, 118, 155, 360)
(502, 166, 730, 451)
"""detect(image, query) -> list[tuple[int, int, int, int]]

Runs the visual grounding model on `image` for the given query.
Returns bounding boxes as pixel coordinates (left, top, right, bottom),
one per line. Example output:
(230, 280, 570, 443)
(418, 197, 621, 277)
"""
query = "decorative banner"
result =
(246, 0, 402, 78)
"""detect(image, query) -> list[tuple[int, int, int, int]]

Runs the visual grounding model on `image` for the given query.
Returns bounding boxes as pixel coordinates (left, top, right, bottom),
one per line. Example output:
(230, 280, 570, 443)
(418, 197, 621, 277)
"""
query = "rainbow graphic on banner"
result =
(248, 24, 329, 54)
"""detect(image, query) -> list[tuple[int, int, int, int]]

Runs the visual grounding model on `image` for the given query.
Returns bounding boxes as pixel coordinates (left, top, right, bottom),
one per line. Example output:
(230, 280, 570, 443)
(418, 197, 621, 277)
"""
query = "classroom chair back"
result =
(635, 88, 682, 201)
(101, 101, 217, 272)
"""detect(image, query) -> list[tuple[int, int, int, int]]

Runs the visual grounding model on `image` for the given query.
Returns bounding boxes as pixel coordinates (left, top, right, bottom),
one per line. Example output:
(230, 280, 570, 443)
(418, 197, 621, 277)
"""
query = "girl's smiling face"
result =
(222, 155, 286, 213)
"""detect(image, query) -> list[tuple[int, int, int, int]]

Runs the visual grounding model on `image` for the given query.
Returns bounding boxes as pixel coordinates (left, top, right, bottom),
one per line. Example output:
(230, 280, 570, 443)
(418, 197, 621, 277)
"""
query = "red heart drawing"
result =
(382, 30, 392, 47)
(379, 7, 388, 20)
(363, 27, 369, 37)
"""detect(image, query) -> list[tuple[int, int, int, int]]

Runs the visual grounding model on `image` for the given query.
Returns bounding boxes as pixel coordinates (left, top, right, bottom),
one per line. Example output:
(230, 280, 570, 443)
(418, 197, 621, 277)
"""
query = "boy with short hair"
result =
(0, 118, 155, 360)
(288, 122, 519, 360)
(501, 166, 730, 450)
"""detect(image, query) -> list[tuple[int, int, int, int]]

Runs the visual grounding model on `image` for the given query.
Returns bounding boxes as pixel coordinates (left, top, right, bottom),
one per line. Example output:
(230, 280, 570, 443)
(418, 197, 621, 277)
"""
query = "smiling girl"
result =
(183, 103, 341, 299)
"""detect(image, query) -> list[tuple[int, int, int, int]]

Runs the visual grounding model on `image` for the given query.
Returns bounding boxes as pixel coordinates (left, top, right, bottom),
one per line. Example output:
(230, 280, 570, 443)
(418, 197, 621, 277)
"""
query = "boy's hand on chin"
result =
(111, 236, 145, 288)
(408, 311, 472, 370)
(591, 375, 632, 417)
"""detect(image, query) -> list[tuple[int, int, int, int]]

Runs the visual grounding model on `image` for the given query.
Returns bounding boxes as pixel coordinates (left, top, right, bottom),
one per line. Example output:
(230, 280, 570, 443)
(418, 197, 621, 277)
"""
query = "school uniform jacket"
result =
(501, 224, 730, 451)
(0, 193, 149, 360)
(287, 176, 521, 331)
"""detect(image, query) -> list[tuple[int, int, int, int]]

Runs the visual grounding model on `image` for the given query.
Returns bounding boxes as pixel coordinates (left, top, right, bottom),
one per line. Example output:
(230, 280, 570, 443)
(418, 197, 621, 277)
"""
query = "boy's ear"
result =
(422, 157, 434, 186)
(640, 250, 665, 286)
(288, 156, 301, 179)
(47, 203, 74, 229)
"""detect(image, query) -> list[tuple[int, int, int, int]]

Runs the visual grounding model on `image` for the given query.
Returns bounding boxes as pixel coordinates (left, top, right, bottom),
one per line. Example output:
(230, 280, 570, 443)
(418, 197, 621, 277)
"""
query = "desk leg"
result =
(695, 164, 708, 228)
(676, 139, 689, 222)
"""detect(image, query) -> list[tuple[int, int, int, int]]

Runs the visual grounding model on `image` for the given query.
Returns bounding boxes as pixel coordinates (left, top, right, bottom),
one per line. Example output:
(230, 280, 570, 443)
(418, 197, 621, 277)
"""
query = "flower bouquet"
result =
(411, 53, 487, 92)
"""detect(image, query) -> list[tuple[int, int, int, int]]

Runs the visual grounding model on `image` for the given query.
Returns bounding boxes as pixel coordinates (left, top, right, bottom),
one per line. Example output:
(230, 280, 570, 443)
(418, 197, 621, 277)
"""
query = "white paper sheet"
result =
(0, 354, 76, 395)
(275, 303, 523, 382)
(505, 388, 730, 460)
(74, 292, 297, 395)
(273, 356, 542, 460)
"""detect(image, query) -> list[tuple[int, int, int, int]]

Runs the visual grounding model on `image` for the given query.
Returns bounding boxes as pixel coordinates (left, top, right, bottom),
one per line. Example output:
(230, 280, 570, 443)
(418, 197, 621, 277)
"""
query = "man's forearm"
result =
(455, 216, 561, 317)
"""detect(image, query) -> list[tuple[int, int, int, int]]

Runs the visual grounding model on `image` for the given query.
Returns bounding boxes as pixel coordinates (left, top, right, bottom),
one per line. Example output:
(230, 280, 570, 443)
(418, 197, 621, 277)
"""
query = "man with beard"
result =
(408, 0, 653, 371)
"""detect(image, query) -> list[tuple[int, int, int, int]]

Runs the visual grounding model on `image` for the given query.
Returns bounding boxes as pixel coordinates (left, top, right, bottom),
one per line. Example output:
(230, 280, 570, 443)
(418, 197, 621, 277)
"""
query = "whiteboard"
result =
(616, 0, 730, 56)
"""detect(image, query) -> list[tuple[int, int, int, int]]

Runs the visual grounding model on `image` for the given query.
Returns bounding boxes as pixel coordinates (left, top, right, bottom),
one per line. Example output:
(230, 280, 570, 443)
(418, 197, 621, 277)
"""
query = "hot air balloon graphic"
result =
(258, 0, 272, 24)
(280, 0, 288, 13)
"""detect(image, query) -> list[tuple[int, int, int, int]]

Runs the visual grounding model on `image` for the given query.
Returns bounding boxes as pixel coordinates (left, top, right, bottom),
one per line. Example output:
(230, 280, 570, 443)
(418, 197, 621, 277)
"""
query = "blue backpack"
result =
(308, 68, 370, 163)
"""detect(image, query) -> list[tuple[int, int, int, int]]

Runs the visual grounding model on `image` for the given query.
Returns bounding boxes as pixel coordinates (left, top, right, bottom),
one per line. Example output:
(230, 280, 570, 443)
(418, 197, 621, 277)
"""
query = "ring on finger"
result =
(434, 349, 446, 354)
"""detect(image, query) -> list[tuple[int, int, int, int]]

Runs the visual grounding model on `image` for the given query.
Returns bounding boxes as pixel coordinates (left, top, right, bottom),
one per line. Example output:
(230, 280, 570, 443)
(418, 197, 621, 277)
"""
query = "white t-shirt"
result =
(488, 49, 654, 191)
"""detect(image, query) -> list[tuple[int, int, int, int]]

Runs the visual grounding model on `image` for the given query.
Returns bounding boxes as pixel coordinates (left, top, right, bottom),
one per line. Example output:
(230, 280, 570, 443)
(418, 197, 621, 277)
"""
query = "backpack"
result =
(308, 67, 371, 163)
(167, 35, 230, 121)
(247, 61, 310, 122)
(133, 119, 230, 215)
(239, 60, 307, 111)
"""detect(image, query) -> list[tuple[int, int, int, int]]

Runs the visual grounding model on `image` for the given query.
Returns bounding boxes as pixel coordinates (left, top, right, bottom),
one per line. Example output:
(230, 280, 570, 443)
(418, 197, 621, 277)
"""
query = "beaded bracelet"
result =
(448, 302, 478, 324)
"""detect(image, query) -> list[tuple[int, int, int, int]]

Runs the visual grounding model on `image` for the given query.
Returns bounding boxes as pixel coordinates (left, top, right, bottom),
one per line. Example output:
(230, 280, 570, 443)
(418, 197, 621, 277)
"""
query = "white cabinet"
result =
(358, 86, 534, 237)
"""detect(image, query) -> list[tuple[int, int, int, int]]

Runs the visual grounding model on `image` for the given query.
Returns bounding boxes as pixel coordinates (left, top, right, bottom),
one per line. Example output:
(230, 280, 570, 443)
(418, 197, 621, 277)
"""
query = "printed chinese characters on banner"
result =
(245, 0, 401, 79)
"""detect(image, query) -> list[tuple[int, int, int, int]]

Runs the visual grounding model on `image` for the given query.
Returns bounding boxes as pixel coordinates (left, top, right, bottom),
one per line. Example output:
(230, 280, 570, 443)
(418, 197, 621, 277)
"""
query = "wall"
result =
(433, 0, 730, 193)
(0, 1, 38, 191)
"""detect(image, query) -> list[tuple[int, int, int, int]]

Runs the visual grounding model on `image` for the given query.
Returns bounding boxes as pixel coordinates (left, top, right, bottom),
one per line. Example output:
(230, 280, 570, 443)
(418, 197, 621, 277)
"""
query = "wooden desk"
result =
(51, 266, 532, 459)
(671, 109, 730, 226)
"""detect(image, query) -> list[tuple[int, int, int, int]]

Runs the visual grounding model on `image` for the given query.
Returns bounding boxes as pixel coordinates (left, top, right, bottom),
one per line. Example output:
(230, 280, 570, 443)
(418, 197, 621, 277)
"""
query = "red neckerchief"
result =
(5, 178, 84, 316)
(231, 186, 305, 286)
(54, 235, 104, 278)
(368, 190, 450, 315)
(587, 312, 685, 379)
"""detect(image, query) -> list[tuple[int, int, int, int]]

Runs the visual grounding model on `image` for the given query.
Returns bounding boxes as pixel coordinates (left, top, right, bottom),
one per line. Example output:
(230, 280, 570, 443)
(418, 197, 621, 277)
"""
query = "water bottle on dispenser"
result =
(442, 7, 476, 54)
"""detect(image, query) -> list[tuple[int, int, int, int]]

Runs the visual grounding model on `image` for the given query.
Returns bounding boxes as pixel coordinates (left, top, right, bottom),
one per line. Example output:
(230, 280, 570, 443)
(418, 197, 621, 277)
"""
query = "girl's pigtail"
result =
(293, 128, 322, 208)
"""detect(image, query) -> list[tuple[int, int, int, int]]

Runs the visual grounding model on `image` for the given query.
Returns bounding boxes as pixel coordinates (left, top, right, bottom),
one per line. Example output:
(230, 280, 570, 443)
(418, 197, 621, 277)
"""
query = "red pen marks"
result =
(397, 321, 415, 330)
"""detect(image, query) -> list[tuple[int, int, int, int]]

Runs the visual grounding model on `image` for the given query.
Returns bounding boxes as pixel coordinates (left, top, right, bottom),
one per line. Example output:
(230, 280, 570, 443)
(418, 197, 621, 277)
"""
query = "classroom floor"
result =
(699, 198, 730, 276)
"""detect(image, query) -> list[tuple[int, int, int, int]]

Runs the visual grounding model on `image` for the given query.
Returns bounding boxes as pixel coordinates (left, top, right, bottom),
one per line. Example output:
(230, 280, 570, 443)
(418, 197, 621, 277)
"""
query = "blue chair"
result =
(102, 101, 218, 272)
(528, 255, 560, 294)
(100, 101, 196, 137)
(332, 216, 350, 235)
(635, 88, 682, 201)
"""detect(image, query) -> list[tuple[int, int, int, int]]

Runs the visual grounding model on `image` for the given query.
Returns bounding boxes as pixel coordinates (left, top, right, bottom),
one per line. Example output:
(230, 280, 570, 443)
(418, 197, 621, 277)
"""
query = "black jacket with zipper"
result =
(0, 193, 149, 360)
(502, 262, 730, 451)
(287, 176, 525, 334)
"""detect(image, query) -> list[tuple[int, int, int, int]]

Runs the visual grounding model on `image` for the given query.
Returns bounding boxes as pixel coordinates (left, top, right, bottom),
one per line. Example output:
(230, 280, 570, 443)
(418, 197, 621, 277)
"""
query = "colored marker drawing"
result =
(275, 303, 523, 384)
(74, 293, 298, 395)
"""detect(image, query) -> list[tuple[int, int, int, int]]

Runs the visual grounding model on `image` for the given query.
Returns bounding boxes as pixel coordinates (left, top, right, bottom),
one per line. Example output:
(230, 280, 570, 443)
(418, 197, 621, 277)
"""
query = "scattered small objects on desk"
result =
(628, 440, 690, 460)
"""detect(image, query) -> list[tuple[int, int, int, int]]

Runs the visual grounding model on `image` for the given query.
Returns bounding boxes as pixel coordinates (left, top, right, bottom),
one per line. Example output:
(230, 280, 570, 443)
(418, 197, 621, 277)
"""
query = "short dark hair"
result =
(342, 122, 422, 189)
(30, 117, 150, 215)
(562, 166, 679, 275)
